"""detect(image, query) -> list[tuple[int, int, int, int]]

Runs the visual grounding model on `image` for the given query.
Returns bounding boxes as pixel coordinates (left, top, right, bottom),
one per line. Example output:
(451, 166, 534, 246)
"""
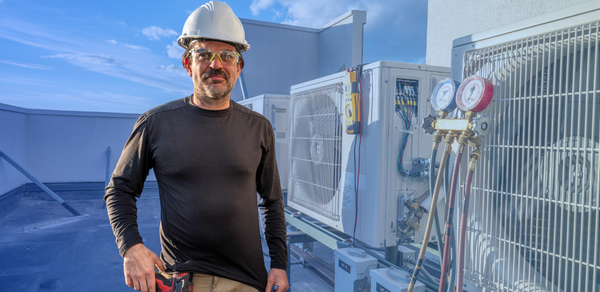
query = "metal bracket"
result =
(410, 157, 430, 181)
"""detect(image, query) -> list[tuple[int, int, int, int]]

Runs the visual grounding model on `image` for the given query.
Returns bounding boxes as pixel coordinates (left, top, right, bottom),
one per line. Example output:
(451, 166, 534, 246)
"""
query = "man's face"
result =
(185, 40, 242, 102)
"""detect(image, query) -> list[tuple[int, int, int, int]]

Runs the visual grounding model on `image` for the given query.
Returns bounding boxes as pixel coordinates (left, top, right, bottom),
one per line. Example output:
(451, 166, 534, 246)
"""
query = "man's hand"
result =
(123, 243, 165, 292)
(265, 268, 288, 292)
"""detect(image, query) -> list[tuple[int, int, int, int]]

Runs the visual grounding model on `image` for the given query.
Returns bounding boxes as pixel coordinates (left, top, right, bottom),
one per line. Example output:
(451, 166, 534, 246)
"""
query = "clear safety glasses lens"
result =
(191, 49, 240, 65)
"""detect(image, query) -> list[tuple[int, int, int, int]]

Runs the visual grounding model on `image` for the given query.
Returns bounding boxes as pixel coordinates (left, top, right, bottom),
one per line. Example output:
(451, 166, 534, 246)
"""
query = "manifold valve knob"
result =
(422, 114, 437, 135)
(412, 222, 420, 230)
(472, 115, 491, 138)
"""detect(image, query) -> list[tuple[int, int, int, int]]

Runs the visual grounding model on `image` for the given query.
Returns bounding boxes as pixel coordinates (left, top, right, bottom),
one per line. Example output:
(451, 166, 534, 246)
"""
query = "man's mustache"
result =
(202, 69, 229, 80)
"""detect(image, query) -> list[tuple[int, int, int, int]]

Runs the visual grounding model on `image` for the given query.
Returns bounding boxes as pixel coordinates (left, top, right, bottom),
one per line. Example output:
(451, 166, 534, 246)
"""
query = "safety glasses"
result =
(190, 48, 240, 65)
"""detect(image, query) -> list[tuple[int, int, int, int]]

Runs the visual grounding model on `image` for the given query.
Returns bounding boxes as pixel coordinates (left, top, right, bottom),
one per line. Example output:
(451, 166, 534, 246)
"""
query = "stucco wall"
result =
(426, 0, 590, 67)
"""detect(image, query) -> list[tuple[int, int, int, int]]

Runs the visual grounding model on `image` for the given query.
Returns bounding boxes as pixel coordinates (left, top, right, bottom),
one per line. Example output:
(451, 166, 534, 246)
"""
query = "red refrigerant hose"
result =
(438, 140, 467, 292)
(456, 147, 480, 292)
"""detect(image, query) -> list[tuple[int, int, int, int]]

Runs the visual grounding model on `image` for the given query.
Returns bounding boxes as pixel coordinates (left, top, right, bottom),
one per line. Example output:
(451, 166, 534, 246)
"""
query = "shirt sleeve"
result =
(104, 114, 154, 257)
(257, 125, 288, 270)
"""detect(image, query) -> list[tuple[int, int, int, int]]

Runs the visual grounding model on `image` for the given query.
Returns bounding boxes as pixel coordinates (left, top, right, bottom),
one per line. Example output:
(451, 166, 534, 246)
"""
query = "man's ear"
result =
(236, 61, 242, 79)
(184, 58, 192, 77)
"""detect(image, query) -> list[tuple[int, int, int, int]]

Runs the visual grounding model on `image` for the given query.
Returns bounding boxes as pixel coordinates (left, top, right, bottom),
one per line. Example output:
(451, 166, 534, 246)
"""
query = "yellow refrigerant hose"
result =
(407, 133, 453, 292)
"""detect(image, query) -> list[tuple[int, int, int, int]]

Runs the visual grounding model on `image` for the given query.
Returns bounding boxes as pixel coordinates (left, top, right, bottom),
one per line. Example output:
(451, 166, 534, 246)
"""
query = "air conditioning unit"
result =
(288, 61, 450, 248)
(238, 94, 290, 191)
(451, 2, 599, 291)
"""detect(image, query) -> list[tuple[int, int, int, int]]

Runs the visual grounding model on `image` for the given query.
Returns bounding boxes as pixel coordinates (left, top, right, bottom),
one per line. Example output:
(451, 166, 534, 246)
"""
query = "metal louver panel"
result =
(289, 83, 343, 221)
(462, 21, 599, 291)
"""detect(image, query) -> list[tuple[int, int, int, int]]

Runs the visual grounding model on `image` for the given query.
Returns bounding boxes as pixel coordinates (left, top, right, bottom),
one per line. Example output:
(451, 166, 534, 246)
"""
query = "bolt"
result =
(481, 122, 488, 130)
(574, 171, 583, 178)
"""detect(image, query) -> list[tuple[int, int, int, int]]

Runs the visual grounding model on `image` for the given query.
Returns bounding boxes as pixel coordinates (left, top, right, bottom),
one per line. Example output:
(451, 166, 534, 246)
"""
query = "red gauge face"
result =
(456, 76, 494, 112)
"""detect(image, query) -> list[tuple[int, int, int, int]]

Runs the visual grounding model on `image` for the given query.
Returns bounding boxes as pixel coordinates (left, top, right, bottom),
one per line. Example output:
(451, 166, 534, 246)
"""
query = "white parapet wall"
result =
(0, 103, 154, 196)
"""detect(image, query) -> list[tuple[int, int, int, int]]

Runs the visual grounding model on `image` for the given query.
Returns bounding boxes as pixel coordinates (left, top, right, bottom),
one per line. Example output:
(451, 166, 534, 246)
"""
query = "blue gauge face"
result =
(431, 78, 459, 112)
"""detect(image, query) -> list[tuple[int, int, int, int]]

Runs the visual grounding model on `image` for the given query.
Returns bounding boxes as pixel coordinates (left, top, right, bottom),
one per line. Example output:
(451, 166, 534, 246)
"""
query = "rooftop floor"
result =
(0, 189, 333, 292)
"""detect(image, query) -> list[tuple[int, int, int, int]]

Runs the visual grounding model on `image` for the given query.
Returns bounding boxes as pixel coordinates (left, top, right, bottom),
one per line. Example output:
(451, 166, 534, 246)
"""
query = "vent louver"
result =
(288, 83, 344, 221)
(461, 21, 599, 291)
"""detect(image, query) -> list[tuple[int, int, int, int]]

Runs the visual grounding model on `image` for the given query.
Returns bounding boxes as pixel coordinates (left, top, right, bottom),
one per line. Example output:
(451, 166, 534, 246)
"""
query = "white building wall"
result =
(232, 10, 366, 101)
(236, 20, 319, 101)
(426, 0, 590, 67)
(317, 11, 366, 77)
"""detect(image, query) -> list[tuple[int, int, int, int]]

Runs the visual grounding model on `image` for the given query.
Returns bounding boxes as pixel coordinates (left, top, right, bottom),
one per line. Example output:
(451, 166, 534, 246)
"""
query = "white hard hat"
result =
(177, 1, 250, 52)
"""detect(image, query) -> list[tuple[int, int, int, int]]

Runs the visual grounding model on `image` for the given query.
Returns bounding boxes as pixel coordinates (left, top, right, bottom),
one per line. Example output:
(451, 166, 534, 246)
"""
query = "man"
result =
(104, 2, 289, 292)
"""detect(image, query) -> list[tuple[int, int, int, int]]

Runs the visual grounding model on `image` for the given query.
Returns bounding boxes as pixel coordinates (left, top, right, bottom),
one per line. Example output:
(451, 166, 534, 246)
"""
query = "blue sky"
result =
(0, 0, 427, 113)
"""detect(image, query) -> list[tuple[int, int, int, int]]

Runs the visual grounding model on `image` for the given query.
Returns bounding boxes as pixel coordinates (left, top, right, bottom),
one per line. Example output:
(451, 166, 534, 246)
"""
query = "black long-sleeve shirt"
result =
(104, 96, 287, 291)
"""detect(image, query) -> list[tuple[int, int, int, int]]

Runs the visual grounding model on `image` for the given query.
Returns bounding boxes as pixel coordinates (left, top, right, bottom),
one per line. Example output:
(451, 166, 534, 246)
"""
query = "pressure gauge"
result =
(456, 75, 494, 112)
(431, 78, 460, 113)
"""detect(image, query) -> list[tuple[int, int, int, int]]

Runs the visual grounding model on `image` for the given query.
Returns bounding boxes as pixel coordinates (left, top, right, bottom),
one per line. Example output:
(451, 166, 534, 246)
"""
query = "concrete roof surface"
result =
(0, 189, 333, 292)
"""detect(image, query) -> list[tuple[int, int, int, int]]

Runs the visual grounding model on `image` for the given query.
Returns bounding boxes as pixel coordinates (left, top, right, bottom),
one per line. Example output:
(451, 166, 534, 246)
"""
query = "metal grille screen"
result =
(288, 83, 343, 221)
(461, 21, 599, 291)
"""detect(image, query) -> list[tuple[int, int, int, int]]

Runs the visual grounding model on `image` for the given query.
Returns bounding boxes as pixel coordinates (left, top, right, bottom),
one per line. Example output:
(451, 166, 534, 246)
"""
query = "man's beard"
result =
(193, 68, 235, 105)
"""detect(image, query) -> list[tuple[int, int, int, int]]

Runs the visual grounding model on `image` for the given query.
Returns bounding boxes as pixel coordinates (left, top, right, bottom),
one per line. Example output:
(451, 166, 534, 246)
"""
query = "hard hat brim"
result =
(177, 36, 250, 52)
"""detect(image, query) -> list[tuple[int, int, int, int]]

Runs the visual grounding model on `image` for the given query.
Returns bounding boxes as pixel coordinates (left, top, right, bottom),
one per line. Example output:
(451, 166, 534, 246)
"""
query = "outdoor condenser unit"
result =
(288, 61, 450, 248)
(238, 94, 290, 191)
(451, 1, 599, 291)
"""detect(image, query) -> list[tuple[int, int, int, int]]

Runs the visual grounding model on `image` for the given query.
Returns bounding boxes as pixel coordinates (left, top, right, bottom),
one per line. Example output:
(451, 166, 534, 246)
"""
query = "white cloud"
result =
(0, 59, 51, 70)
(124, 43, 149, 50)
(250, 0, 276, 16)
(0, 12, 191, 108)
(45, 54, 125, 66)
(106, 39, 149, 51)
(0, 90, 157, 114)
(142, 26, 178, 40)
(247, 0, 409, 30)
(157, 64, 187, 76)
(166, 41, 185, 59)
(247, 0, 427, 64)
(250, 0, 356, 28)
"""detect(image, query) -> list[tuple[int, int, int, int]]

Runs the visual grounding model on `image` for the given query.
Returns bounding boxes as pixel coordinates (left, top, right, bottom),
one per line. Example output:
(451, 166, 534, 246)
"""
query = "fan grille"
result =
(461, 21, 599, 291)
(288, 83, 343, 221)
